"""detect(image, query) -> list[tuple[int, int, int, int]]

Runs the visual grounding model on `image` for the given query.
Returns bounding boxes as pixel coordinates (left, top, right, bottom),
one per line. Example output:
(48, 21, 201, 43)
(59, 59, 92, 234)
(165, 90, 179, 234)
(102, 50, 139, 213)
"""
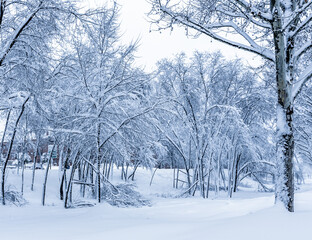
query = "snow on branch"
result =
(45, 127, 97, 137)
(232, 0, 272, 22)
(216, 5, 271, 29)
(238, 160, 276, 178)
(294, 39, 312, 61)
(158, 5, 275, 62)
(0, 91, 32, 110)
(290, 12, 312, 38)
(208, 21, 266, 50)
(154, 123, 188, 162)
(0, 2, 43, 66)
(292, 61, 312, 99)
(283, 1, 312, 35)
(99, 103, 160, 150)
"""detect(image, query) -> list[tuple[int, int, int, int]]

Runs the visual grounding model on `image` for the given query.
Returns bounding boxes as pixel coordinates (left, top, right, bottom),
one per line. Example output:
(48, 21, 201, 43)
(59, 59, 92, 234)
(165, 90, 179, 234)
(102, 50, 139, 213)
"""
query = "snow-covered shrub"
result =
(0, 190, 27, 206)
(101, 183, 150, 207)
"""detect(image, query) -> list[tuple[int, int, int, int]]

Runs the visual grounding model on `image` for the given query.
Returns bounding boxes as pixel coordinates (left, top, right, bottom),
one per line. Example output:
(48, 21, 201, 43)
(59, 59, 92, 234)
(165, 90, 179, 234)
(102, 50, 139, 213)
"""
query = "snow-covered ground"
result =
(1, 168, 312, 240)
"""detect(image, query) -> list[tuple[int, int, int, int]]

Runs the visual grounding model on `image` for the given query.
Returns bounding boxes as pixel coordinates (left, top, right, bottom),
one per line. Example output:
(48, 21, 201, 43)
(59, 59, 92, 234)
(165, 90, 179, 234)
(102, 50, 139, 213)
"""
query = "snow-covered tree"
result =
(149, 0, 312, 212)
(49, 5, 157, 204)
(153, 52, 271, 197)
(0, 0, 92, 205)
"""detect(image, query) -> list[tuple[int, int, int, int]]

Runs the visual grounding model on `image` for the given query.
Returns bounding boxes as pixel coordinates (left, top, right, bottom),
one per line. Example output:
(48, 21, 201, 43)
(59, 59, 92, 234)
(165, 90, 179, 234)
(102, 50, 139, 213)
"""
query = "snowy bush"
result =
(101, 183, 150, 207)
(0, 190, 27, 206)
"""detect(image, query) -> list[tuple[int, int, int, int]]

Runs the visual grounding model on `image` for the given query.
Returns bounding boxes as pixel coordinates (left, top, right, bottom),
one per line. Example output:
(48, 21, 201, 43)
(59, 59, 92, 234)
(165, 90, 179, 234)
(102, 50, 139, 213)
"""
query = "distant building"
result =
(1, 136, 59, 166)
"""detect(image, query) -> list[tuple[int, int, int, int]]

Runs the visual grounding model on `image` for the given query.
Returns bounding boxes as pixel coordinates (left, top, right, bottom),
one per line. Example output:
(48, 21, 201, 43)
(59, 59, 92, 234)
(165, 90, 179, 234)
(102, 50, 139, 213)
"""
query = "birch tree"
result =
(149, 0, 312, 212)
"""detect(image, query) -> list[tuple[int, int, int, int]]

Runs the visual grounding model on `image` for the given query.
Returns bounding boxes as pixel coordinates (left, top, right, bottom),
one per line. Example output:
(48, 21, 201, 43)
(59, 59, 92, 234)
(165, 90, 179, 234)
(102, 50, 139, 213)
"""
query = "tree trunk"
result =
(21, 116, 28, 195)
(60, 148, 71, 200)
(82, 162, 89, 198)
(199, 155, 205, 198)
(96, 123, 101, 203)
(1, 97, 29, 205)
(206, 168, 212, 198)
(176, 167, 180, 188)
(121, 161, 126, 180)
(275, 104, 294, 212)
(21, 136, 26, 195)
(0, 110, 11, 166)
(128, 161, 140, 181)
(272, 0, 294, 212)
(31, 137, 40, 191)
(64, 161, 76, 208)
(233, 154, 241, 193)
(42, 143, 56, 206)
(59, 171, 65, 200)
(90, 158, 95, 197)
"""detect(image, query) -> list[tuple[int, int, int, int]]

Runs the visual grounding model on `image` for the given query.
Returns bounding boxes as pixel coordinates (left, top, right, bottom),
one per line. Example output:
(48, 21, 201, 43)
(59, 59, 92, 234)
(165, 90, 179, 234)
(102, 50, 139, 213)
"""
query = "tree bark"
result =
(271, 0, 294, 212)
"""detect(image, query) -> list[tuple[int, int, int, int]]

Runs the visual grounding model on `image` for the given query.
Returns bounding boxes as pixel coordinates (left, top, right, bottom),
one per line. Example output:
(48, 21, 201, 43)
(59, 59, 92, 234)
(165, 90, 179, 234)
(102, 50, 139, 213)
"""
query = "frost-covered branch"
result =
(0, 2, 43, 66)
(284, 1, 312, 35)
(292, 62, 312, 99)
(157, 4, 274, 62)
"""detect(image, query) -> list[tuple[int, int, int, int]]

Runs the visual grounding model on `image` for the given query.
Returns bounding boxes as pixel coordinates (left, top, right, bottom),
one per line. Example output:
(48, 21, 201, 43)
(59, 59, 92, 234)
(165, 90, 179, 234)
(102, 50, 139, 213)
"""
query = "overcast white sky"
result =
(87, 0, 262, 71)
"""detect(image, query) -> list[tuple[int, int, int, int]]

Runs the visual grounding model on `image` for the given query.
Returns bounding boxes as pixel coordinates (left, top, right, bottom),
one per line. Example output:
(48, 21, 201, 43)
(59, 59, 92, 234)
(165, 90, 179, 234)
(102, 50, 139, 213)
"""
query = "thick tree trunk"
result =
(276, 105, 294, 212)
(272, 0, 295, 212)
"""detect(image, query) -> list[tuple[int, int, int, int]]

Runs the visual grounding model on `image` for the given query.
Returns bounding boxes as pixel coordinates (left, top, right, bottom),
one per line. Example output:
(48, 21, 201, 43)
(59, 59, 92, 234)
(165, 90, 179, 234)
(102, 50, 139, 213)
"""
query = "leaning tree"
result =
(149, 0, 312, 212)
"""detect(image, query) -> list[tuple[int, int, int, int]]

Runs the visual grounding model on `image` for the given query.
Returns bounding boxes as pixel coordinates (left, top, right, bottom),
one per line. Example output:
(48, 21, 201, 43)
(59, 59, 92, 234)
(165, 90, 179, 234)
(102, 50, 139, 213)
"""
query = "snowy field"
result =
(1, 168, 312, 240)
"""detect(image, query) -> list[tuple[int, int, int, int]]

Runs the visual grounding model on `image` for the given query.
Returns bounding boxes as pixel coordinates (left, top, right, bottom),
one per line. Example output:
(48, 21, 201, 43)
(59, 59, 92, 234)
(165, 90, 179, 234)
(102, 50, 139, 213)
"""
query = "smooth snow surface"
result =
(1, 169, 312, 240)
